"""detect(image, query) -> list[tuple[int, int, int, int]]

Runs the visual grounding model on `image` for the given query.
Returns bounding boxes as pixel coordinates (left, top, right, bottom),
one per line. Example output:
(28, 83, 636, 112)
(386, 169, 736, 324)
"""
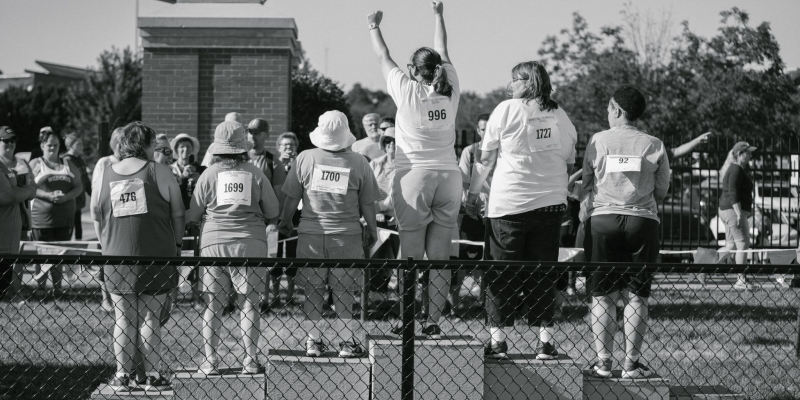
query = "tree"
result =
(346, 84, 397, 139)
(66, 47, 142, 159)
(0, 85, 72, 154)
(291, 69, 352, 151)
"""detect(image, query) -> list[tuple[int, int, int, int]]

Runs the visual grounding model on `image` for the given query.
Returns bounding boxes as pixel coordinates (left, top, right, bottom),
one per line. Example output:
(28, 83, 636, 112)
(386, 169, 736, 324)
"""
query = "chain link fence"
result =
(1, 250, 800, 400)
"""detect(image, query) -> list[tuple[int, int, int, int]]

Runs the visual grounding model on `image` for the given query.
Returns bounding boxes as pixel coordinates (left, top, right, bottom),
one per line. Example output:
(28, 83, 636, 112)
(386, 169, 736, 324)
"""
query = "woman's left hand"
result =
(367, 10, 383, 26)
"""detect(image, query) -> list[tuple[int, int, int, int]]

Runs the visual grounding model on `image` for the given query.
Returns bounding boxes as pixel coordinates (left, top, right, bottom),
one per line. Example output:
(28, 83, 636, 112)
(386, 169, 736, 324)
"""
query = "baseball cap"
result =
(731, 141, 757, 154)
(0, 126, 16, 140)
(246, 118, 269, 134)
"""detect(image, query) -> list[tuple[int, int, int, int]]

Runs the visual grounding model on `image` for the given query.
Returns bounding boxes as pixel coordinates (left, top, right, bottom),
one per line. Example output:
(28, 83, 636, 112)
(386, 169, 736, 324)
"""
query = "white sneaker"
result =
(621, 360, 653, 379)
(733, 280, 753, 291)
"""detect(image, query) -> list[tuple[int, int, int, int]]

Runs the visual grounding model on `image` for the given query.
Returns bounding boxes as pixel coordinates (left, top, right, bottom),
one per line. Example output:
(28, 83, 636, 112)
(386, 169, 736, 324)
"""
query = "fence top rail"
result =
(2, 254, 797, 273)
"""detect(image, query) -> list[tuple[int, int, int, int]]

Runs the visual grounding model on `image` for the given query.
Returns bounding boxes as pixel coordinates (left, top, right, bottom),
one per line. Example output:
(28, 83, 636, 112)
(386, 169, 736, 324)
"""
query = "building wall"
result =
(142, 47, 292, 157)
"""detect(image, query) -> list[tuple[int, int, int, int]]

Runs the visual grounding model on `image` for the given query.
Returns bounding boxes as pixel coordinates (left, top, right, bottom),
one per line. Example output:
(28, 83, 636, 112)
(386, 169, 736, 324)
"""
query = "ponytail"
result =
(431, 64, 453, 98)
(411, 47, 454, 98)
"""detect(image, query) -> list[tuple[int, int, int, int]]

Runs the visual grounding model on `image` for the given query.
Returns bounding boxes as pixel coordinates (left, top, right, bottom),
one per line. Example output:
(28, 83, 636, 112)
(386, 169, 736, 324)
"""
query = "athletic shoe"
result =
(338, 339, 366, 358)
(306, 338, 328, 357)
(142, 375, 171, 391)
(241, 357, 263, 374)
(484, 341, 508, 359)
(197, 359, 220, 375)
(621, 360, 653, 379)
(590, 359, 613, 378)
(535, 341, 558, 360)
(107, 374, 132, 391)
(421, 324, 442, 339)
(390, 323, 404, 336)
(775, 276, 791, 289)
(733, 280, 753, 291)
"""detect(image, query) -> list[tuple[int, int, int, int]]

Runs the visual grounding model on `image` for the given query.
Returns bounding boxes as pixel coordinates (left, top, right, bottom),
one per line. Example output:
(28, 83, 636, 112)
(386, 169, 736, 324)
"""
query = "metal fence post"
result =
(401, 257, 416, 400)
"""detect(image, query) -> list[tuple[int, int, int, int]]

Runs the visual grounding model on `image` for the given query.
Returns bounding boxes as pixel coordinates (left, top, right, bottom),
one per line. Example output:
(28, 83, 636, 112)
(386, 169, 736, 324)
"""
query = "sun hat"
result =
(207, 121, 253, 155)
(0, 126, 16, 140)
(224, 112, 242, 123)
(379, 127, 396, 151)
(170, 133, 200, 157)
(309, 110, 356, 151)
(731, 141, 757, 154)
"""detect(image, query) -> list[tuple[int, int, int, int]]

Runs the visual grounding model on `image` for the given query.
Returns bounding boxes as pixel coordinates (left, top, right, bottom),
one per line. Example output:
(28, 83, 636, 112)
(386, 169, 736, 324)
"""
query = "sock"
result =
(597, 350, 612, 361)
(490, 327, 506, 344)
(539, 326, 554, 344)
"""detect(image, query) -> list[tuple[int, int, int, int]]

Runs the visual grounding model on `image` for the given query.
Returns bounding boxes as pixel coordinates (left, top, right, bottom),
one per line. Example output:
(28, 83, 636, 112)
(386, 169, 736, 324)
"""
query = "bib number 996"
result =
(428, 109, 446, 121)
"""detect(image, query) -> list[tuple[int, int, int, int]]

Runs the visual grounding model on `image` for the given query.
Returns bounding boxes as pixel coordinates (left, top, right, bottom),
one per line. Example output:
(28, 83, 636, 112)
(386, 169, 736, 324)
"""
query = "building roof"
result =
(25, 61, 90, 80)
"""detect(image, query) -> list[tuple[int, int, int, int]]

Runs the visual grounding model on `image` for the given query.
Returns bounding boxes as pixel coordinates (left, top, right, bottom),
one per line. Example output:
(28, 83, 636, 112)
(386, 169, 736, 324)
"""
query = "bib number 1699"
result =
(428, 109, 446, 121)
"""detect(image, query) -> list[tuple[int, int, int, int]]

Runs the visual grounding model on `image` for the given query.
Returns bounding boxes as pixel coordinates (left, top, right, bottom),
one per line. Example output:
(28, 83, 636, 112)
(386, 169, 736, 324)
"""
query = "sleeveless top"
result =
(31, 157, 76, 229)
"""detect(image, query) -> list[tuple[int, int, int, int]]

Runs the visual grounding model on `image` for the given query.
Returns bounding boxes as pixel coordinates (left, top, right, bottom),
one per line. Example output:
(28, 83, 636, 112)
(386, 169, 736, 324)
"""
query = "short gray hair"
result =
(275, 132, 299, 151)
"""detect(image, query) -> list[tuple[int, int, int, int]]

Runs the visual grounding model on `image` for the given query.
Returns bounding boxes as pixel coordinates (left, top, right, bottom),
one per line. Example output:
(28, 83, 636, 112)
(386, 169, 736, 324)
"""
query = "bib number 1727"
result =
(536, 128, 551, 139)
(428, 109, 446, 121)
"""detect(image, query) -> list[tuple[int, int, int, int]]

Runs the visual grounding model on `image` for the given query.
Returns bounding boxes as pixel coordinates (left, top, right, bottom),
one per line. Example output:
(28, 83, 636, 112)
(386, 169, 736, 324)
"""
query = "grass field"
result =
(1, 272, 799, 400)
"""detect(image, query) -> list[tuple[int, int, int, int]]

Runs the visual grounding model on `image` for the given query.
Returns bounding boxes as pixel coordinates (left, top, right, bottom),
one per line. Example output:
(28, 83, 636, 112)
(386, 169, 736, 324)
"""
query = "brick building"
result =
(139, 0, 301, 158)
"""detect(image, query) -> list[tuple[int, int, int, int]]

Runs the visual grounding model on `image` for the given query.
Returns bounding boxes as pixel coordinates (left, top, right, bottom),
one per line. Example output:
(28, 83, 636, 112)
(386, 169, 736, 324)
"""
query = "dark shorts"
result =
(30, 227, 73, 242)
(485, 206, 565, 327)
(584, 214, 660, 298)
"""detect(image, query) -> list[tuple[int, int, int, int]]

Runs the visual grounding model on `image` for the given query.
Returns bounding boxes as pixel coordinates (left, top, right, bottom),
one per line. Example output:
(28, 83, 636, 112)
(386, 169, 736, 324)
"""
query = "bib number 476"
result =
(428, 109, 446, 121)
(119, 192, 137, 203)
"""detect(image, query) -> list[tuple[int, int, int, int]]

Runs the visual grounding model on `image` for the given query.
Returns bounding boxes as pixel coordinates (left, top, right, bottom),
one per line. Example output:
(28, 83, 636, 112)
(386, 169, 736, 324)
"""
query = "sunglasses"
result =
(0, 138, 17, 144)
(379, 126, 392, 131)
(155, 147, 173, 156)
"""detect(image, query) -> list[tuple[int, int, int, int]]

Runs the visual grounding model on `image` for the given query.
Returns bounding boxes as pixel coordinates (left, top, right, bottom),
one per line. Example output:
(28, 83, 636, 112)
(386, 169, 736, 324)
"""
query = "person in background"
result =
(271, 132, 300, 310)
(278, 110, 379, 358)
(367, 127, 399, 298)
(91, 121, 182, 392)
(170, 133, 204, 210)
(379, 117, 395, 134)
(450, 113, 490, 316)
(718, 141, 757, 290)
(246, 118, 286, 205)
(188, 121, 280, 375)
(351, 113, 384, 160)
(93, 127, 125, 312)
(466, 61, 577, 360)
(583, 86, 670, 379)
(0, 126, 36, 303)
(29, 127, 83, 298)
(61, 133, 92, 240)
(153, 134, 173, 166)
(368, 1, 460, 339)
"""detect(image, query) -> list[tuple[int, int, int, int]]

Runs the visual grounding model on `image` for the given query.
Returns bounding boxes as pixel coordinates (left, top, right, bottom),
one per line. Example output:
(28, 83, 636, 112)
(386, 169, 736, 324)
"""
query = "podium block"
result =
(267, 349, 370, 400)
(91, 384, 173, 400)
(172, 368, 264, 400)
(368, 335, 483, 400)
(583, 371, 670, 400)
(669, 386, 745, 400)
(484, 354, 583, 400)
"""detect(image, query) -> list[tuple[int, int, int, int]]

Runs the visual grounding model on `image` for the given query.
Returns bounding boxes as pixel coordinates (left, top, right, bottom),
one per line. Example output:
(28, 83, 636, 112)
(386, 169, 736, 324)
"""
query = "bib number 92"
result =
(118, 192, 137, 203)
(428, 109, 447, 121)
(321, 170, 340, 182)
(617, 157, 629, 164)
(223, 183, 244, 193)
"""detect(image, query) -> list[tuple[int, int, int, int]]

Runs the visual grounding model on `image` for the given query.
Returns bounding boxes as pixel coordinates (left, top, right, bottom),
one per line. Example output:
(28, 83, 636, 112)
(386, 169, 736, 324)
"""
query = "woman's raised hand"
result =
(367, 10, 383, 27)
(431, 1, 443, 14)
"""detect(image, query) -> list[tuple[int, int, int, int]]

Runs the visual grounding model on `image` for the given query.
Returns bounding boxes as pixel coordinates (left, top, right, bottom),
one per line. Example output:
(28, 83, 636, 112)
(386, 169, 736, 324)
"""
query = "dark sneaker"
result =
(107, 374, 131, 392)
(590, 358, 613, 378)
(484, 341, 508, 359)
(306, 338, 328, 357)
(621, 360, 653, 379)
(421, 324, 442, 339)
(390, 323, 406, 336)
(338, 340, 366, 358)
(142, 375, 171, 391)
(535, 341, 558, 360)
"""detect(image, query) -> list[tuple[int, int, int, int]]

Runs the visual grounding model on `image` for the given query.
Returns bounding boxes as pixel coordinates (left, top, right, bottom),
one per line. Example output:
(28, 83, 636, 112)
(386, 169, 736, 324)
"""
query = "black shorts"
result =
(584, 214, 659, 298)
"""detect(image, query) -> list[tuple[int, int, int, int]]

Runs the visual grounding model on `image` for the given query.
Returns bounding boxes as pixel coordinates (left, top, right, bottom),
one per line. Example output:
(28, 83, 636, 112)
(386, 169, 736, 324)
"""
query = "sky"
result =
(1, 0, 799, 94)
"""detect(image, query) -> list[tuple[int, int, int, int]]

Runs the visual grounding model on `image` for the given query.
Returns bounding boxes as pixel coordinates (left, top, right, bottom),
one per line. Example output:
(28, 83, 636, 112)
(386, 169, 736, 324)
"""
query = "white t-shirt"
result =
(386, 63, 460, 171)
(481, 99, 577, 218)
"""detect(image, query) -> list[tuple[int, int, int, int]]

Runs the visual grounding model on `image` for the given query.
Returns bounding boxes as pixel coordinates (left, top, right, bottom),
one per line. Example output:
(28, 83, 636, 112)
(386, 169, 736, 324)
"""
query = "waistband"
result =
(533, 204, 567, 213)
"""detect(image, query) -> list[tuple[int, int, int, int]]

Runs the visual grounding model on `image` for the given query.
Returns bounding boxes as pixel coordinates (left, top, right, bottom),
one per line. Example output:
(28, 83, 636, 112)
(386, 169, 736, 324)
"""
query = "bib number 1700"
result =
(321, 170, 340, 182)
(428, 109, 447, 121)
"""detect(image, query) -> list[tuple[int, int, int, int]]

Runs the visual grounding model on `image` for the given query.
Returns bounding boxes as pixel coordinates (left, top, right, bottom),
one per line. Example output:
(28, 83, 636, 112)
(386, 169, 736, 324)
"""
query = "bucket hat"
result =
(309, 111, 356, 151)
(170, 133, 200, 157)
(207, 121, 253, 155)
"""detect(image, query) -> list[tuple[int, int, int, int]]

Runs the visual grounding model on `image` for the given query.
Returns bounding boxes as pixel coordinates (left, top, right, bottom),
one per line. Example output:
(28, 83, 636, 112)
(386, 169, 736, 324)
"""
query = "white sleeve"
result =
(481, 102, 509, 152)
(559, 109, 578, 164)
(386, 67, 411, 108)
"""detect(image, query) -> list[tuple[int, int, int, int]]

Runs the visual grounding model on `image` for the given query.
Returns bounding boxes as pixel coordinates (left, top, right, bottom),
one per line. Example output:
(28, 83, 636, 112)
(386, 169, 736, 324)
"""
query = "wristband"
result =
(368, 23, 378, 30)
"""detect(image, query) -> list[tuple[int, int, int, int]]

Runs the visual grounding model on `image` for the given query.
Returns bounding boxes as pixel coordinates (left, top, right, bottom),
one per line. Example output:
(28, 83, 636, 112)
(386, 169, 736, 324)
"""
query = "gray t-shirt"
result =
(582, 126, 671, 222)
(283, 148, 379, 235)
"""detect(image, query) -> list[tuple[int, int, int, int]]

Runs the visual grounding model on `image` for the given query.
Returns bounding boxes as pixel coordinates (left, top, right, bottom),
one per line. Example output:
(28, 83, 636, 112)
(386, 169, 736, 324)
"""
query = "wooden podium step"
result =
(583, 370, 670, 400)
(172, 368, 265, 400)
(266, 348, 370, 400)
(669, 386, 745, 400)
(368, 334, 483, 400)
(484, 354, 583, 400)
(90, 383, 172, 400)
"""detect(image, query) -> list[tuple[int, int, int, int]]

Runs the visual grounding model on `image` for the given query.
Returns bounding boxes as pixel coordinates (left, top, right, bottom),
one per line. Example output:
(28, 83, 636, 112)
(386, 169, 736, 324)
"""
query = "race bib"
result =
(110, 178, 147, 217)
(420, 95, 455, 130)
(606, 155, 642, 172)
(525, 116, 562, 152)
(217, 171, 252, 206)
(310, 165, 350, 194)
